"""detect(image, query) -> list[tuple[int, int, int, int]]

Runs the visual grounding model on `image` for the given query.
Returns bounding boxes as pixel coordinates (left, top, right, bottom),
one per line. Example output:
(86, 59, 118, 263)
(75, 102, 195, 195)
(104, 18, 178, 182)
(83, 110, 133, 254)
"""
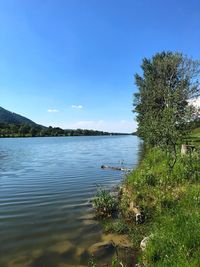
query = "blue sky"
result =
(0, 0, 200, 132)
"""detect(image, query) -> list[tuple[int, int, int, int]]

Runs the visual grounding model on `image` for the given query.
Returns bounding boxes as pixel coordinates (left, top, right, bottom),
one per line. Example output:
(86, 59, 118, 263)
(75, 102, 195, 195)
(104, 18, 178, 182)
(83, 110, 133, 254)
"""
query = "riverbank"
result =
(92, 135, 200, 266)
(125, 146, 200, 266)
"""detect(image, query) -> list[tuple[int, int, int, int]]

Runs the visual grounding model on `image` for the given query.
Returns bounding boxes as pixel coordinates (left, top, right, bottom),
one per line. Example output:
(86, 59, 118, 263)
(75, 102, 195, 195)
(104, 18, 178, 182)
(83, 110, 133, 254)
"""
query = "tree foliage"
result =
(0, 123, 128, 137)
(133, 52, 200, 152)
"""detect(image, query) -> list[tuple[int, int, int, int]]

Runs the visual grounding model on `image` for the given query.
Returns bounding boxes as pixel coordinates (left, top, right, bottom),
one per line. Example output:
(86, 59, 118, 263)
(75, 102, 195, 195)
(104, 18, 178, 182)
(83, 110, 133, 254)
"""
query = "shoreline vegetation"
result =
(91, 128, 200, 267)
(91, 52, 200, 266)
(0, 123, 134, 138)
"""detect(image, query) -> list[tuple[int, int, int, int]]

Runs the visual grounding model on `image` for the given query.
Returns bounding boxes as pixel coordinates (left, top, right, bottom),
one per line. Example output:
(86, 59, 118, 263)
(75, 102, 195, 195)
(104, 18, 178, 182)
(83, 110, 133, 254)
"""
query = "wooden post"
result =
(181, 144, 188, 155)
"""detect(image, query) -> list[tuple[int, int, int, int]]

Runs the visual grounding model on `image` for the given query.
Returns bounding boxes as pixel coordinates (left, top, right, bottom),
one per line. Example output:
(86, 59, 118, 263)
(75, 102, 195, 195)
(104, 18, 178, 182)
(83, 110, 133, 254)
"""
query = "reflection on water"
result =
(0, 136, 142, 267)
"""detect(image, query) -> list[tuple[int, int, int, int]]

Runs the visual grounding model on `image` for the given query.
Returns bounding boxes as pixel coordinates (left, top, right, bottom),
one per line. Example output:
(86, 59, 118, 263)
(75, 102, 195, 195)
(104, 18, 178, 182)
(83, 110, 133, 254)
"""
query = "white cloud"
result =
(188, 98, 200, 108)
(71, 105, 83, 109)
(47, 109, 59, 113)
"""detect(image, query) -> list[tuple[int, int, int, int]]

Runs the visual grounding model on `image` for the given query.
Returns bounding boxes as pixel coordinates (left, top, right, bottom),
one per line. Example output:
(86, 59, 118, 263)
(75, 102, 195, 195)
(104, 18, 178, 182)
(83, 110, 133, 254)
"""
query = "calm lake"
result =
(0, 135, 142, 267)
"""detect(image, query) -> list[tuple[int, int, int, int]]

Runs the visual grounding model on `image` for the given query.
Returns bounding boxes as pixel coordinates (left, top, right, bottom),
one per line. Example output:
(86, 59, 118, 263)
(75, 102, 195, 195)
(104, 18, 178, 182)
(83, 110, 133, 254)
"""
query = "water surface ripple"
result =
(0, 136, 142, 267)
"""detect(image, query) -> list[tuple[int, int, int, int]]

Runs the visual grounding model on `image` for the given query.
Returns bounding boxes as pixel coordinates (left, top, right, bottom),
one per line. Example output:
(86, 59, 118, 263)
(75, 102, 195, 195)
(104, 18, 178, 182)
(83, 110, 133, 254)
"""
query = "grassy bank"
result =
(92, 139, 200, 266)
(125, 146, 200, 266)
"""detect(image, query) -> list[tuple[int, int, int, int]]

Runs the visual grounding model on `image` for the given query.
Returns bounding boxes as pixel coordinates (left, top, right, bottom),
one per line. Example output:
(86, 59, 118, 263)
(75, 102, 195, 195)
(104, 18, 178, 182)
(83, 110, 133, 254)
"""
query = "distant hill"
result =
(0, 107, 37, 126)
(0, 106, 132, 137)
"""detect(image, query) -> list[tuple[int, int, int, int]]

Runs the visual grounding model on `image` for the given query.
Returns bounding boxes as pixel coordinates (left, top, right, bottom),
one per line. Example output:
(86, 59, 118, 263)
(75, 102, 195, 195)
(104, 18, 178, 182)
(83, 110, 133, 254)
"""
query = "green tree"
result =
(133, 52, 200, 168)
(19, 124, 31, 136)
(29, 127, 38, 137)
(10, 124, 19, 136)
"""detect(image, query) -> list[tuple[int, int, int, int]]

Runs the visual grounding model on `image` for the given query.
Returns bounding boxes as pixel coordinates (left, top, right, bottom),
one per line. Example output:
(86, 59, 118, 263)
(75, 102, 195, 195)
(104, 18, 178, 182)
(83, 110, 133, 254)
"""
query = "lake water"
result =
(0, 136, 142, 267)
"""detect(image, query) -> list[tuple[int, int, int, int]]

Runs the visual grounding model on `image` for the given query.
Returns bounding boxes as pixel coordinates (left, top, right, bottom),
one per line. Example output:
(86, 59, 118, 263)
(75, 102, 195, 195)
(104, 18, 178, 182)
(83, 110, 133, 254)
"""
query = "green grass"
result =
(143, 185, 200, 266)
(184, 127, 200, 147)
(92, 139, 200, 266)
(191, 127, 200, 136)
(124, 147, 200, 266)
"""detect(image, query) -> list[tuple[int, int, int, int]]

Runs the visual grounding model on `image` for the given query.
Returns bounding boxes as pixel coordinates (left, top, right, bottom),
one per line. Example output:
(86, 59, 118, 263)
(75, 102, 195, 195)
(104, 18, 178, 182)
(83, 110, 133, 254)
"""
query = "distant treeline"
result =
(0, 123, 130, 137)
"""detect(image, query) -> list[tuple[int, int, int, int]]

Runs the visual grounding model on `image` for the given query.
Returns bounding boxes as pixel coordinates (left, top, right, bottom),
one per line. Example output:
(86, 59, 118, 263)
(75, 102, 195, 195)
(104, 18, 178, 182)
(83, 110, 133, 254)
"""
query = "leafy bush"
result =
(93, 188, 118, 218)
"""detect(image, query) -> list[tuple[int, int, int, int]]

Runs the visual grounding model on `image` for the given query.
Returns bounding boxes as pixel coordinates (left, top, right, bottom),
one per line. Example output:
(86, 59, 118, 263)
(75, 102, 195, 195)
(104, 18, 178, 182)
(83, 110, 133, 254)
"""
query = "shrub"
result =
(93, 188, 118, 218)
